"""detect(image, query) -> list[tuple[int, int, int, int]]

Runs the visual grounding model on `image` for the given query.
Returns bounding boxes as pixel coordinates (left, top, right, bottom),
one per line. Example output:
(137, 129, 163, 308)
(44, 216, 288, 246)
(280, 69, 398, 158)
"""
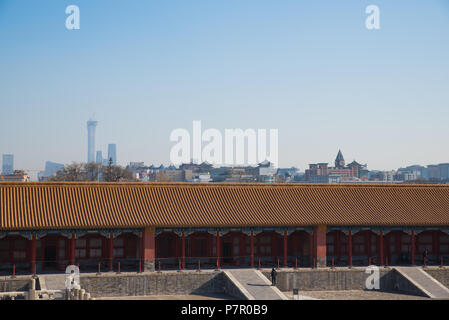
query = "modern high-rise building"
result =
(37, 161, 64, 181)
(2, 154, 14, 174)
(96, 151, 103, 164)
(108, 144, 117, 165)
(87, 120, 98, 163)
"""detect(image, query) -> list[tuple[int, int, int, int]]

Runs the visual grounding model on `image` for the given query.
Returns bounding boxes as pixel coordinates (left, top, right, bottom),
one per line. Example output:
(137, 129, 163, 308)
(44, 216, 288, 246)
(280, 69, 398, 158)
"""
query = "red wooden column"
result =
(70, 234, 76, 266)
(108, 233, 114, 271)
(30, 234, 37, 275)
(411, 230, 415, 265)
(348, 230, 353, 268)
(216, 231, 221, 269)
(314, 225, 327, 268)
(142, 227, 155, 272)
(181, 231, 186, 269)
(283, 230, 288, 267)
(379, 231, 384, 266)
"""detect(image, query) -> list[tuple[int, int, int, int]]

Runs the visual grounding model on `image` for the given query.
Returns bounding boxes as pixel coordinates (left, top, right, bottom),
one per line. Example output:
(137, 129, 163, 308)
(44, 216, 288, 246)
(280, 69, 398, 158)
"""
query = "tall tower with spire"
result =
(335, 150, 345, 168)
(87, 119, 98, 163)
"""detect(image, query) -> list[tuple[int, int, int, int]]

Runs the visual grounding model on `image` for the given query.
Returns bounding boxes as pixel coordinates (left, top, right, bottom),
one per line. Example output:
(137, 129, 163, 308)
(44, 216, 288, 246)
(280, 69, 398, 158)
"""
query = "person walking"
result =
(423, 248, 428, 265)
(271, 267, 277, 286)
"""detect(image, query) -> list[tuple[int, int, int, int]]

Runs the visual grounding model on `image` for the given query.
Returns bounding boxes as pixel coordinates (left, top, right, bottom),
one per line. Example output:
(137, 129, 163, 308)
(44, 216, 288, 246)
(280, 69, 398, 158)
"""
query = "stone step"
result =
(224, 269, 288, 300)
(394, 267, 449, 299)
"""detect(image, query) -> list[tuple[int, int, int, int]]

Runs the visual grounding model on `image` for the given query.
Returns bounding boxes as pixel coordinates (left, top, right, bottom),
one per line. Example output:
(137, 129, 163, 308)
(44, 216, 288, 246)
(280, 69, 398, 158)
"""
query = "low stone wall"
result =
(0, 278, 31, 292)
(262, 267, 429, 297)
(80, 268, 433, 298)
(6, 267, 440, 299)
(424, 267, 449, 288)
(81, 268, 404, 299)
(262, 268, 391, 292)
(80, 270, 227, 298)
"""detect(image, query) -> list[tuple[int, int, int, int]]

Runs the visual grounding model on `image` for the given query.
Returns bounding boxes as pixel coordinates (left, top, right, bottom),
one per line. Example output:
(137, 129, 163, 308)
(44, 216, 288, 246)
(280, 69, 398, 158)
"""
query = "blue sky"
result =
(1, 0, 448, 175)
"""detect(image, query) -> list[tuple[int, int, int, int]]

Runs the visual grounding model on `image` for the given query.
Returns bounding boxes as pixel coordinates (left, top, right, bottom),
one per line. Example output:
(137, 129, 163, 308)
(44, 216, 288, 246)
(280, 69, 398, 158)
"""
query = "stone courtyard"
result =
(283, 290, 429, 300)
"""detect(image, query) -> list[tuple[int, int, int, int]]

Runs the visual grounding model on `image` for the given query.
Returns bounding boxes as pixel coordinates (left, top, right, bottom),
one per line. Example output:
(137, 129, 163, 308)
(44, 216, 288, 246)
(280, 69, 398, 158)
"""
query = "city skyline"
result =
(4, 145, 449, 184)
(3, 122, 449, 180)
(1, 1, 449, 172)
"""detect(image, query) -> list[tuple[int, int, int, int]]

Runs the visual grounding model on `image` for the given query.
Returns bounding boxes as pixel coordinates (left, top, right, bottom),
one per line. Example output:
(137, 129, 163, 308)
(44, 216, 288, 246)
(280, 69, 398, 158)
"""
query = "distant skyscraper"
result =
(96, 151, 103, 164)
(44, 161, 64, 175)
(108, 144, 117, 165)
(2, 154, 14, 174)
(38, 161, 64, 181)
(87, 120, 98, 163)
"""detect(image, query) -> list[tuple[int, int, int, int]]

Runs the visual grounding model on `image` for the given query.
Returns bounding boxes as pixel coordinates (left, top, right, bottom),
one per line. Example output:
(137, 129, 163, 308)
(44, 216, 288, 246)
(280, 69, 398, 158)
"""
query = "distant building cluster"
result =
(0, 170, 30, 182)
(126, 150, 449, 185)
(0, 154, 29, 182)
(127, 160, 299, 183)
(4, 118, 445, 184)
(396, 164, 449, 182)
(87, 119, 117, 165)
(366, 164, 449, 184)
(3, 135, 449, 184)
(301, 150, 449, 184)
(303, 150, 368, 183)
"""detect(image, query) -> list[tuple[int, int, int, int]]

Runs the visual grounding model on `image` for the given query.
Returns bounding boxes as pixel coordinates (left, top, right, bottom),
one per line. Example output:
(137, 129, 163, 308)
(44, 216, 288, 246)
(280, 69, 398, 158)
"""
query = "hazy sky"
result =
(1, 0, 448, 174)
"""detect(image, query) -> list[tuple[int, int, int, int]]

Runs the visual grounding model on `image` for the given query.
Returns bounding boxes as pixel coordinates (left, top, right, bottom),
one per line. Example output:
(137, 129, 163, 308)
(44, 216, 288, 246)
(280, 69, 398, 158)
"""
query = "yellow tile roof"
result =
(1, 182, 449, 230)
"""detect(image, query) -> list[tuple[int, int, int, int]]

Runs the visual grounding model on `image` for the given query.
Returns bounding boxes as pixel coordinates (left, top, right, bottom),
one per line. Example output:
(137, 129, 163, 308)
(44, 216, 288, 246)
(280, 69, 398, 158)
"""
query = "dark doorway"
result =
(44, 246, 57, 269)
(193, 238, 208, 257)
(223, 242, 232, 264)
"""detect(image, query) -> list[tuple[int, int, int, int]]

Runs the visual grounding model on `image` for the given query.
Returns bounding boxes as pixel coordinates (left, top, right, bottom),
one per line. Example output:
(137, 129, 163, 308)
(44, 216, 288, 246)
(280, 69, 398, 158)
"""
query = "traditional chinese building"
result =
(1, 182, 449, 274)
